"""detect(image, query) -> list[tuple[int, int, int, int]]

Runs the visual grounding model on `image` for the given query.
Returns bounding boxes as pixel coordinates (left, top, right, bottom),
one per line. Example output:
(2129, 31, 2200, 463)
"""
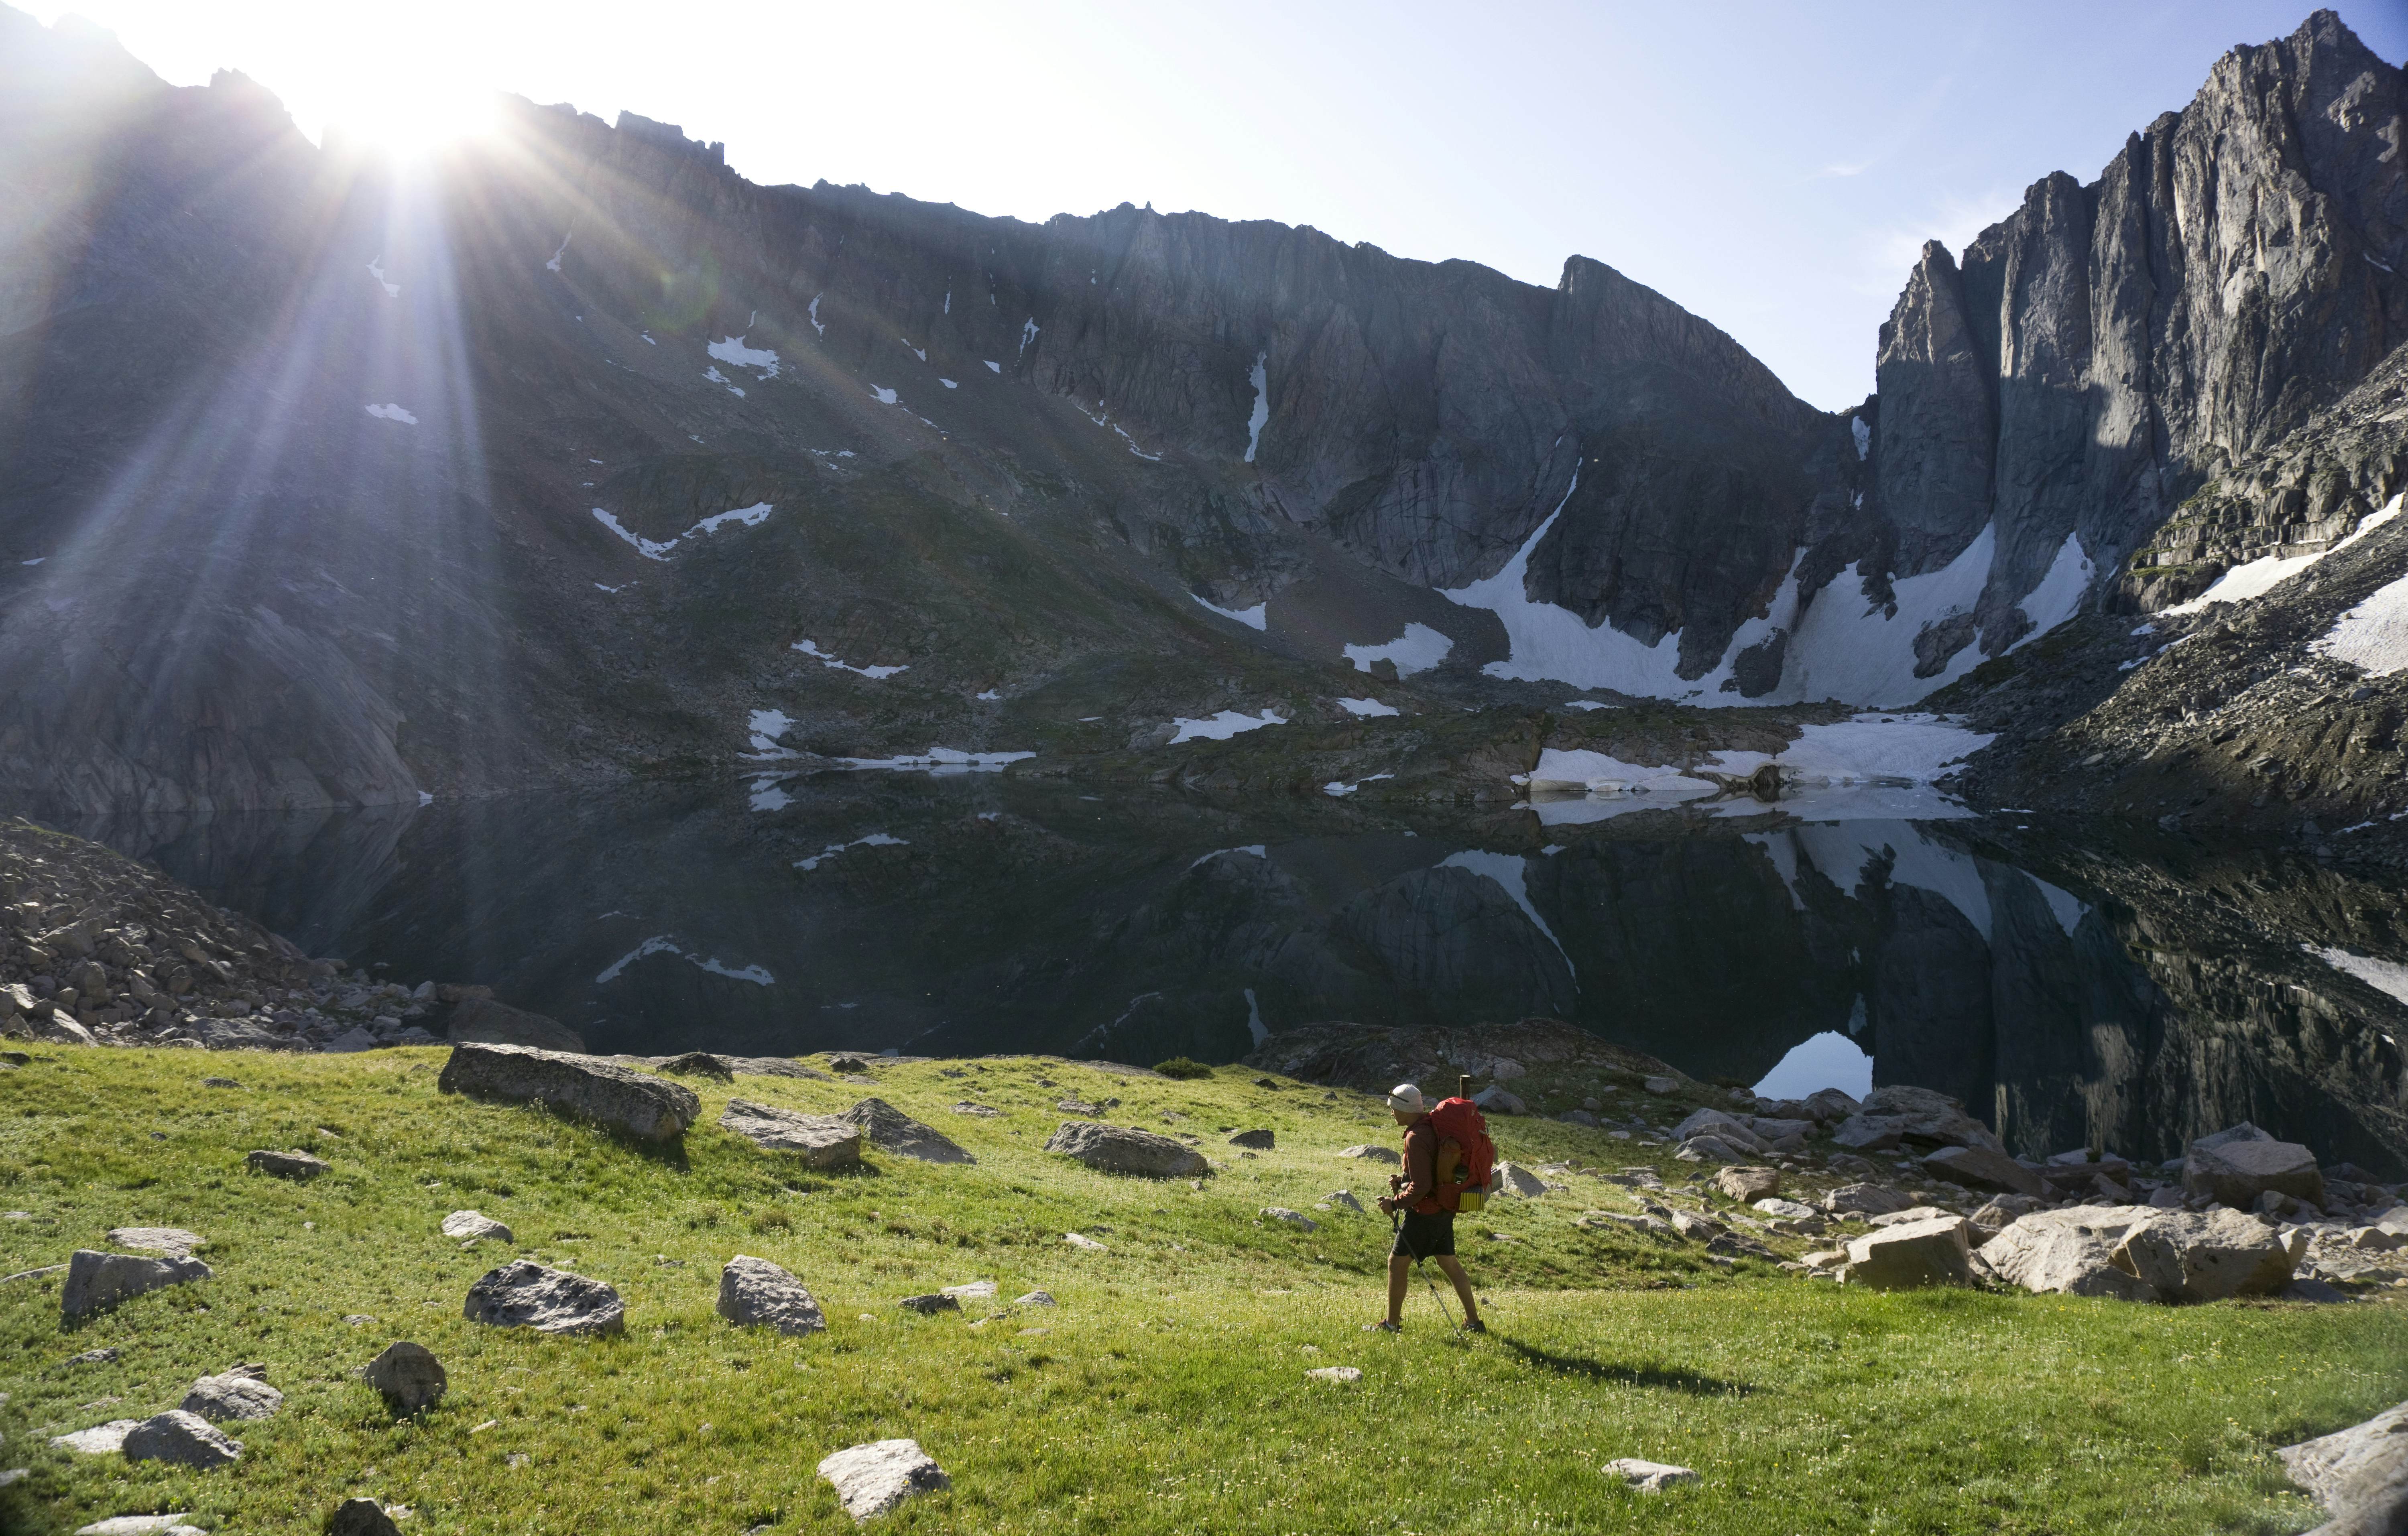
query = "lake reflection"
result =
(39, 776, 2408, 1177)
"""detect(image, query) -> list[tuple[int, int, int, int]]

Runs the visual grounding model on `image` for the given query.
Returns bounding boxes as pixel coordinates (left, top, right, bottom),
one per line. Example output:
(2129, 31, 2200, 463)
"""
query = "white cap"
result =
(1387, 1083, 1424, 1113)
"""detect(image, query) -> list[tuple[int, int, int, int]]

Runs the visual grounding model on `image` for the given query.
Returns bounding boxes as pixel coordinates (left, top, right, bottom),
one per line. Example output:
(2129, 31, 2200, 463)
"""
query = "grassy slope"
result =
(3, 1049, 2402, 1536)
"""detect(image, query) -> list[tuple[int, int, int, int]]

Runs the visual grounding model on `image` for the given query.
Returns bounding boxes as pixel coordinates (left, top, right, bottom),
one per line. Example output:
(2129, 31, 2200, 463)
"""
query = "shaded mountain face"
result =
(0, 7, 2404, 818)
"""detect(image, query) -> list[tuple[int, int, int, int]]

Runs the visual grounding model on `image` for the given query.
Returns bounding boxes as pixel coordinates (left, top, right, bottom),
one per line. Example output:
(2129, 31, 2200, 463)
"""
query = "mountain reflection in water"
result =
(47, 778, 2408, 1178)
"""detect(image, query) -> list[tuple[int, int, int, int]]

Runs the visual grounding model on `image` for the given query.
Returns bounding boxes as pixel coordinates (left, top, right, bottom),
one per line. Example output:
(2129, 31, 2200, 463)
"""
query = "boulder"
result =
(446, 996, 585, 1053)
(1670, 1210, 1724, 1239)
(463, 1260, 624, 1336)
(843, 1098, 975, 1164)
(1977, 1207, 2160, 1301)
(71, 1518, 205, 1536)
(1228, 1129, 1275, 1150)
(1605, 1459, 1698, 1492)
(122, 1410, 241, 1469)
(180, 1371, 282, 1422)
(1305, 1365, 1363, 1384)
(50, 1420, 142, 1455)
(364, 1341, 447, 1412)
(323, 1027, 379, 1054)
(818, 1438, 950, 1521)
(1674, 1109, 1771, 1153)
(1714, 1166, 1780, 1202)
(1325, 1191, 1365, 1213)
(717, 1100, 863, 1166)
(105, 1226, 204, 1256)
(1046, 1120, 1210, 1177)
(1674, 1134, 1751, 1163)
(1868, 1205, 1958, 1228)
(1824, 1182, 1916, 1217)
(1801, 1087, 1861, 1121)
(1829, 1114, 1905, 1151)
(1842, 1215, 1975, 1290)
(1707, 1232, 1777, 1261)
(1470, 1085, 1525, 1115)
(1337, 1144, 1399, 1164)
(1968, 1194, 2044, 1235)
(2184, 1135, 2325, 1211)
(1920, 1144, 2046, 1199)
(899, 1292, 960, 1315)
(1262, 1207, 1318, 1229)
(1860, 1085, 2003, 1151)
(658, 1051, 734, 1080)
(61, 1248, 211, 1320)
(2108, 1209, 2296, 1302)
(245, 1148, 330, 1180)
(326, 1499, 404, 1536)
(718, 1255, 826, 1335)
(1753, 1198, 1818, 1220)
(1558, 1109, 1600, 1127)
(1491, 1162, 1550, 1197)
(1062, 1232, 1108, 1251)
(2280, 1400, 2408, 1536)
(439, 1043, 698, 1142)
(440, 1210, 513, 1243)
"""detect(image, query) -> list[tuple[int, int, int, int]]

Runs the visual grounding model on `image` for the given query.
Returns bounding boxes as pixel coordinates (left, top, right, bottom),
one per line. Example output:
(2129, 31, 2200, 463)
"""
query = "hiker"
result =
(1373, 1081, 1486, 1333)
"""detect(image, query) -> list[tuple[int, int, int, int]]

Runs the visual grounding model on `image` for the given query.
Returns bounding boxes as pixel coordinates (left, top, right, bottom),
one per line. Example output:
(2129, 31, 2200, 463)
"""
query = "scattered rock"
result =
(180, 1371, 282, 1422)
(826, 1054, 870, 1073)
(658, 1051, 735, 1080)
(1715, 1166, 1780, 1202)
(717, 1100, 862, 1165)
(441, 1044, 699, 1141)
(1670, 1210, 1724, 1239)
(61, 1249, 211, 1320)
(1016, 1290, 1056, 1307)
(843, 1098, 976, 1164)
(440, 1210, 513, 1243)
(51, 1420, 142, 1455)
(1674, 1134, 1750, 1163)
(326, 1498, 404, 1536)
(1867, 1205, 1956, 1228)
(463, 1260, 624, 1336)
(1823, 1182, 1916, 1217)
(718, 1256, 826, 1335)
(73, 1518, 204, 1536)
(950, 1101, 1001, 1117)
(1706, 1232, 1776, 1261)
(2184, 1132, 2325, 1211)
(1606, 1459, 1698, 1492)
(1262, 1207, 1318, 1230)
(1305, 1366, 1362, 1384)
(2280, 1399, 2408, 1536)
(64, 1346, 121, 1365)
(1642, 1076, 1679, 1095)
(941, 1280, 997, 1300)
(1326, 1191, 1365, 1214)
(1228, 1128, 1275, 1150)
(1674, 1109, 1769, 1152)
(1920, 1144, 2046, 1199)
(817, 1438, 950, 1521)
(201, 1077, 241, 1089)
(447, 996, 586, 1053)
(323, 1026, 380, 1053)
(1842, 1215, 1975, 1291)
(1978, 1205, 2294, 1303)
(1558, 1109, 1600, 1127)
(1062, 1232, 1108, 1251)
(364, 1341, 447, 1411)
(1046, 1120, 1210, 1177)
(1337, 1144, 1399, 1164)
(1470, 1085, 1525, 1115)
(898, 1292, 961, 1315)
(245, 1148, 330, 1180)
(1491, 1162, 1550, 1197)
(2284, 1277, 2353, 1303)
(1802, 1087, 1861, 1120)
(1967, 1194, 2044, 1235)
(123, 1409, 241, 1469)
(105, 1227, 203, 1256)
(1752, 1197, 1818, 1220)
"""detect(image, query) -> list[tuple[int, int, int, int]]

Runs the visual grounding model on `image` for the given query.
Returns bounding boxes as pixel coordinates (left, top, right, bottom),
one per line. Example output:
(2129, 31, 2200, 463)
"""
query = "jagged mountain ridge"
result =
(0, 7, 2401, 814)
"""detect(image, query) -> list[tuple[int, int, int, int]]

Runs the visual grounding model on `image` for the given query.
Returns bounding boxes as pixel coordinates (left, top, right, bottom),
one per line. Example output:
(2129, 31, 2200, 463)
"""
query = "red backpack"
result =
(1424, 1097, 1495, 1213)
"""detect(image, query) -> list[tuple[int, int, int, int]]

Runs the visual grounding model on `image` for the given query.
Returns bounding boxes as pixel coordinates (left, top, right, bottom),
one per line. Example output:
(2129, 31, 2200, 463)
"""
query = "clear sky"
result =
(27, 1, 2408, 412)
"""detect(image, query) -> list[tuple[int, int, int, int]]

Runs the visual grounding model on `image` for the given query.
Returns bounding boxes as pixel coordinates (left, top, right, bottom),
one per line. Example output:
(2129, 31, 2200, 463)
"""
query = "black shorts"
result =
(1392, 1209, 1455, 1260)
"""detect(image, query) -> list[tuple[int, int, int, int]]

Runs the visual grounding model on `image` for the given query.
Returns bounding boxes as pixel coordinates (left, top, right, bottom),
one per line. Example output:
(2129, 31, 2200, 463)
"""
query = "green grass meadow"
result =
(2, 1048, 2402, 1534)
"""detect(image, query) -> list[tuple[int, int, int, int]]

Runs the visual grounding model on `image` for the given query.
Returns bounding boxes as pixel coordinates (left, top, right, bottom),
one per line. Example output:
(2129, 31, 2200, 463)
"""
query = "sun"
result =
(314, 52, 498, 160)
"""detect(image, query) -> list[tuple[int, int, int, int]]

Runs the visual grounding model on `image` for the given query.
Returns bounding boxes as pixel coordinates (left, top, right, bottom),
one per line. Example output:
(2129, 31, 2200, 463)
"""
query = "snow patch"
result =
(1850, 416, 1870, 460)
(2004, 534, 2092, 649)
(2310, 945, 2408, 1007)
(1167, 709, 1286, 744)
(709, 335, 781, 379)
(901, 338, 927, 362)
(364, 403, 418, 424)
(808, 293, 826, 337)
(367, 256, 399, 297)
(1188, 844, 1268, 871)
(1336, 697, 1399, 717)
(796, 833, 909, 872)
(1438, 850, 1573, 979)
(1525, 747, 1718, 803)
(1562, 700, 1616, 712)
(1323, 773, 1394, 796)
(748, 777, 792, 813)
(2031, 874, 2088, 937)
(837, 748, 1035, 774)
(747, 709, 795, 754)
(690, 502, 772, 537)
(546, 232, 570, 272)
(793, 639, 906, 679)
(1192, 593, 1267, 630)
(1243, 353, 1269, 463)
(1343, 623, 1453, 678)
(984, 360, 1002, 374)
(975, 689, 1001, 701)
(1020, 318, 1039, 355)
(1774, 527, 1995, 705)
(868, 385, 898, 405)
(1243, 987, 1269, 1047)
(940, 378, 958, 389)
(2168, 494, 2403, 615)
(596, 935, 773, 987)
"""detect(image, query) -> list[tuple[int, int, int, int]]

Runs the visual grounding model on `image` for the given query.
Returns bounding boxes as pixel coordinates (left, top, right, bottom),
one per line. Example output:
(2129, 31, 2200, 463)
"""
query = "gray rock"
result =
(72, 1518, 203, 1535)
(1824, 1182, 1916, 1217)
(1673, 1134, 1749, 1163)
(61, 1249, 211, 1320)
(1015, 1290, 1057, 1307)
(1491, 1162, 1550, 1197)
(1673, 1109, 1771, 1153)
(1842, 1215, 1975, 1291)
(50, 1419, 141, 1455)
(441, 1209, 513, 1243)
(717, 1256, 825, 1334)
(950, 1101, 1002, 1117)
(364, 1341, 447, 1411)
(1469, 1085, 1525, 1115)
(1752, 1197, 1818, 1220)
(1228, 1128, 1275, 1150)
(105, 1226, 203, 1256)
(122, 1409, 241, 1469)
(658, 1050, 734, 1079)
(2280, 1399, 2408, 1536)
(1262, 1207, 1318, 1229)
(1304, 1365, 1362, 1384)
(899, 1292, 960, 1315)
(1325, 1190, 1365, 1214)
(324, 1026, 380, 1053)
(1920, 1144, 2046, 1199)
(2108, 1209, 2296, 1302)
(1046, 1120, 1210, 1177)
(717, 1100, 863, 1165)
(1860, 1085, 2004, 1152)
(818, 1438, 950, 1520)
(463, 1260, 624, 1336)
(246, 1148, 330, 1179)
(1715, 1166, 1780, 1202)
(1801, 1087, 1860, 1122)
(2284, 1277, 2353, 1304)
(180, 1371, 282, 1422)
(65, 1346, 121, 1364)
(439, 1043, 698, 1142)
(1641, 1076, 1679, 1095)
(447, 996, 585, 1053)
(1337, 1144, 1399, 1164)
(1605, 1458, 1699, 1492)
(326, 1499, 404, 1536)
(842, 1098, 975, 1164)
(2184, 1135, 2325, 1211)
(1967, 1194, 2044, 1235)
(1975, 1207, 2161, 1301)
(1706, 1232, 1776, 1261)
(1558, 1109, 1599, 1127)
(1829, 1114, 1905, 1152)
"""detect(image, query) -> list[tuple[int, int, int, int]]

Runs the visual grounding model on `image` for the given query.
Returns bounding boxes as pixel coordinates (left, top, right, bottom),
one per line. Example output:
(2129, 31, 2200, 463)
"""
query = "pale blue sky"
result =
(33, 1, 2408, 410)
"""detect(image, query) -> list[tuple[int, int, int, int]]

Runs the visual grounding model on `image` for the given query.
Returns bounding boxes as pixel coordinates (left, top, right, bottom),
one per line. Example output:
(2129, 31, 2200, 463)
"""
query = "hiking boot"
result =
(1460, 1318, 1487, 1334)
(1364, 1320, 1402, 1333)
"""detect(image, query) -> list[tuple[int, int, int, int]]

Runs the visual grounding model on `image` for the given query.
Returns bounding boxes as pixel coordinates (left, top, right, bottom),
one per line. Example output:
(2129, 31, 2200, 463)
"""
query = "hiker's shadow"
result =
(1498, 1337, 1751, 1397)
